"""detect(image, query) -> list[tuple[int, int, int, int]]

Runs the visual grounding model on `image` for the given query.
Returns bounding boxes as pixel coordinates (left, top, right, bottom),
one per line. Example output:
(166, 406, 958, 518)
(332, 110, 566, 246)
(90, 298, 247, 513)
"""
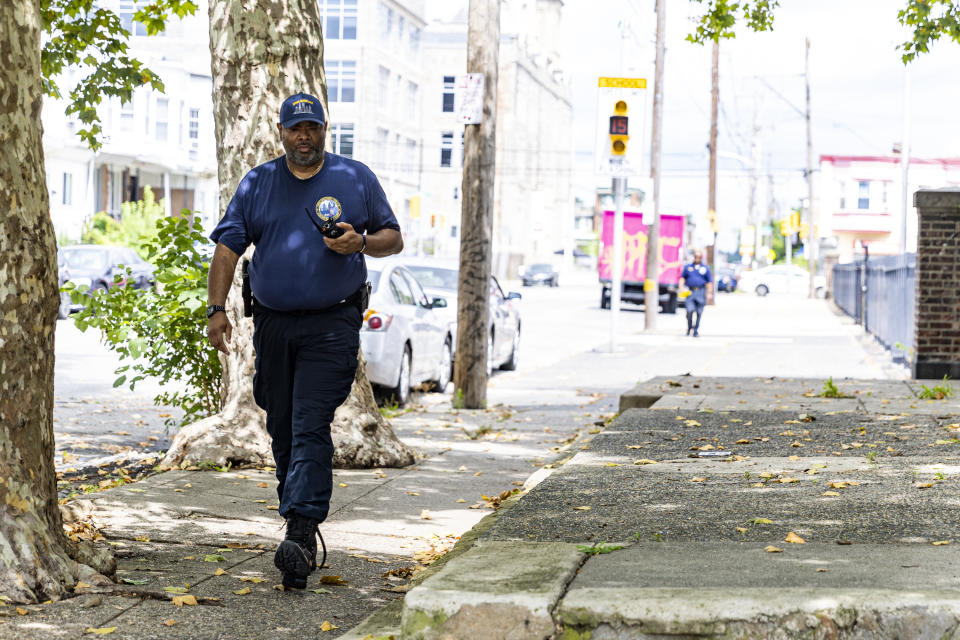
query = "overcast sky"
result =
(560, 0, 960, 241)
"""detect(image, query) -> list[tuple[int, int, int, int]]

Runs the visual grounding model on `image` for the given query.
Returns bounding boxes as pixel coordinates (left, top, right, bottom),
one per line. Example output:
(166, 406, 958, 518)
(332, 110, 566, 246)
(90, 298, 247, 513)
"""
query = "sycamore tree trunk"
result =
(0, 1, 115, 602)
(162, 0, 415, 470)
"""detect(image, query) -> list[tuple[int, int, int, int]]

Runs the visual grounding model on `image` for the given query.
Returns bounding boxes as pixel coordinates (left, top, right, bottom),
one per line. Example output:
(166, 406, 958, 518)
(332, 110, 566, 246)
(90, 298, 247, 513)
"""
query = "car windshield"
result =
(528, 263, 552, 273)
(406, 265, 458, 291)
(62, 249, 108, 270)
(367, 269, 382, 292)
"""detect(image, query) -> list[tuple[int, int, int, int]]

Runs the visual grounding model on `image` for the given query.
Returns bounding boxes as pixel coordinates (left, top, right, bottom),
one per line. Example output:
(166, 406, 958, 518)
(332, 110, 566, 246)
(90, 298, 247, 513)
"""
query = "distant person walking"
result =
(681, 250, 712, 337)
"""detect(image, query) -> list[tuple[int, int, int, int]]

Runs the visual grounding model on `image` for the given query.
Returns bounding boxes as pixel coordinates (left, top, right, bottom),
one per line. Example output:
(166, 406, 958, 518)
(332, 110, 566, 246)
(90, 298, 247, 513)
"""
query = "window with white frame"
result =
(405, 138, 417, 171)
(378, 66, 390, 109)
(440, 131, 453, 167)
(120, 99, 134, 130)
(155, 97, 169, 141)
(409, 26, 421, 52)
(143, 96, 151, 135)
(379, 3, 394, 38)
(326, 60, 357, 102)
(188, 108, 200, 145)
(330, 123, 354, 158)
(319, 0, 358, 40)
(839, 181, 846, 209)
(62, 172, 73, 206)
(442, 76, 455, 112)
(858, 181, 870, 210)
(406, 81, 418, 119)
(376, 127, 389, 166)
(118, 0, 151, 36)
(397, 15, 405, 45)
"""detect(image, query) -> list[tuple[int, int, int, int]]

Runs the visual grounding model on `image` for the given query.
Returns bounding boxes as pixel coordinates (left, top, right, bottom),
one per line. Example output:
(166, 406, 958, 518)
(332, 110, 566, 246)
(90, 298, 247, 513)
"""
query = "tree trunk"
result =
(161, 0, 415, 470)
(0, 1, 114, 603)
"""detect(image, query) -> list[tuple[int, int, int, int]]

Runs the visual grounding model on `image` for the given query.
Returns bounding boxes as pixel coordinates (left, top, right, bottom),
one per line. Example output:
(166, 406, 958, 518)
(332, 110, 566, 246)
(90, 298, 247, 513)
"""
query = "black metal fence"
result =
(832, 253, 915, 363)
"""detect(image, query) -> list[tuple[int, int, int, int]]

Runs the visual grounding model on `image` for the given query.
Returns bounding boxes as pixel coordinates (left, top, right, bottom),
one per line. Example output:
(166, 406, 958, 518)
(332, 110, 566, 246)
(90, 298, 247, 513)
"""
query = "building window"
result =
(319, 0, 357, 40)
(62, 172, 73, 206)
(330, 123, 354, 158)
(380, 3, 394, 38)
(410, 26, 421, 52)
(326, 60, 357, 103)
(397, 15, 405, 44)
(442, 76, 455, 112)
(120, 100, 134, 130)
(858, 181, 870, 210)
(155, 97, 168, 141)
(406, 81, 418, 119)
(376, 127, 389, 166)
(378, 66, 390, 109)
(118, 0, 150, 36)
(188, 108, 199, 143)
(839, 181, 846, 209)
(882, 181, 888, 206)
(440, 131, 453, 167)
(405, 137, 417, 171)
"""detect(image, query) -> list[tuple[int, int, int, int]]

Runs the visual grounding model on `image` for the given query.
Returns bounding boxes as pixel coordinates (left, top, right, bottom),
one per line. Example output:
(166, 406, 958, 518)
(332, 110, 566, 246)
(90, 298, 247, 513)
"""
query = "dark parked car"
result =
(59, 245, 156, 296)
(57, 251, 73, 319)
(520, 262, 558, 287)
(717, 267, 739, 292)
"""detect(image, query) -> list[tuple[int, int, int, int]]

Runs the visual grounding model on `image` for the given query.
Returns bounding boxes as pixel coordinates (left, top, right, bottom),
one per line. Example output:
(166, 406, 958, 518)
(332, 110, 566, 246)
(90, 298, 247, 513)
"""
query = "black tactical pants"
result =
(252, 303, 361, 523)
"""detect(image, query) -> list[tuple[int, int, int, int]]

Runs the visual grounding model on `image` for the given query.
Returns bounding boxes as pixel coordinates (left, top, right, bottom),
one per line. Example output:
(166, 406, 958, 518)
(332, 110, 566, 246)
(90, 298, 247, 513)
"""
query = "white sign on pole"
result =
(455, 73, 485, 125)
(594, 77, 647, 178)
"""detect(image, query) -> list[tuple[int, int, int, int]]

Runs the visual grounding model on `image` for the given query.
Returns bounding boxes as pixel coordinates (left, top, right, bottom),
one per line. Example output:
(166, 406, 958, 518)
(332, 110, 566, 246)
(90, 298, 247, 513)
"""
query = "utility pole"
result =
(454, 0, 499, 409)
(804, 37, 817, 298)
(645, 0, 665, 331)
(707, 39, 719, 304)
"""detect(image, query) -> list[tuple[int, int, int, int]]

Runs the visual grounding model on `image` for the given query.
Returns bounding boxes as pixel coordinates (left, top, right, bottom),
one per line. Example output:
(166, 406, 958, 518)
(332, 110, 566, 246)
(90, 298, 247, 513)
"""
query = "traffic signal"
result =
(799, 222, 809, 240)
(608, 100, 629, 156)
(706, 208, 719, 233)
(790, 209, 800, 232)
(779, 218, 789, 236)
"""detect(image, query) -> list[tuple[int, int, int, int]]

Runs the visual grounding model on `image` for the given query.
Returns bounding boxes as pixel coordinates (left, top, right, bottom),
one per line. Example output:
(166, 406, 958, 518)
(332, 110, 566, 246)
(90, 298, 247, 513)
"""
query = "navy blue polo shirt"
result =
(682, 262, 712, 288)
(211, 153, 400, 311)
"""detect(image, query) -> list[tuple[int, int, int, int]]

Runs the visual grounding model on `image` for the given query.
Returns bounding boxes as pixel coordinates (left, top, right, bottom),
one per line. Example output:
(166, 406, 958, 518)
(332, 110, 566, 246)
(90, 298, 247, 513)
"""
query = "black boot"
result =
(274, 515, 320, 589)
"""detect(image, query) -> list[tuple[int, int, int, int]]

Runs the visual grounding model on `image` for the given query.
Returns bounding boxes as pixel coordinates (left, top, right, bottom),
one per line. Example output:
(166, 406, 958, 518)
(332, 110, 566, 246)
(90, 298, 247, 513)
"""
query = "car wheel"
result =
(755, 284, 769, 297)
(815, 286, 826, 299)
(431, 339, 453, 392)
(57, 290, 72, 320)
(500, 328, 520, 371)
(390, 344, 412, 406)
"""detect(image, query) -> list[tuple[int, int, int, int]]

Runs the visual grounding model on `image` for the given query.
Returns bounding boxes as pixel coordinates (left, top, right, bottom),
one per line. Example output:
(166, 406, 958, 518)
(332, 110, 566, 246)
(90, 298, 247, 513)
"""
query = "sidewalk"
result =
(359, 376, 960, 639)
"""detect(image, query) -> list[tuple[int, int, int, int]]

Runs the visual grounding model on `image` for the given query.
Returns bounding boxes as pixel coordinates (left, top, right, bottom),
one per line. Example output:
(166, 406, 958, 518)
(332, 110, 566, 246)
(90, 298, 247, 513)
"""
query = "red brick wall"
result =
(913, 188, 960, 379)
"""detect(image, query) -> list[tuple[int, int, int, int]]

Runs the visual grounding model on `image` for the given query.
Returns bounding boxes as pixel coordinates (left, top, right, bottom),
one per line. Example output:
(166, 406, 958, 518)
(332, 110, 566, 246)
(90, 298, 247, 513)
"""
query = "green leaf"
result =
(120, 578, 149, 585)
(204, 555, 226, 563)
(113, 375, 127, 388)
(163, 586, 189, 594)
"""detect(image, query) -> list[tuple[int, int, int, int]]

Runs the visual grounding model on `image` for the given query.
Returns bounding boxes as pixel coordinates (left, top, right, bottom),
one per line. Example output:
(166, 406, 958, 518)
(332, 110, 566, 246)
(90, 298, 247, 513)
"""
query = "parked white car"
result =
(362, 257, 453, 405)
(400, 257, 522, 373)
(739, 264, 826, 297)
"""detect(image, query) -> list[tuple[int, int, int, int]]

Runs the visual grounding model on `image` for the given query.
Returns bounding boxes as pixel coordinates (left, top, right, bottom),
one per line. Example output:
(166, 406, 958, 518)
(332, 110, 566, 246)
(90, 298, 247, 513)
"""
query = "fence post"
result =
(913, 188, 960, 379)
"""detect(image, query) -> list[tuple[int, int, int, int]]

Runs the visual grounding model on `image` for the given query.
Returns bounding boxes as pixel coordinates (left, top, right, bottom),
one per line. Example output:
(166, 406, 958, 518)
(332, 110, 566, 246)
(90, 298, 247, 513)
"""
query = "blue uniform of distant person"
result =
(205, 92, 402, 590)
(681, 252, 712, 337)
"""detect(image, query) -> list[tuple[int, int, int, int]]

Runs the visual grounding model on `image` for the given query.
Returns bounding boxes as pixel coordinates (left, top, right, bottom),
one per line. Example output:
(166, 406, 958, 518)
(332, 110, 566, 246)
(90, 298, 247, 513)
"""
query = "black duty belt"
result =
(254, 284, 370, 317)
(689, 286, 704, 291)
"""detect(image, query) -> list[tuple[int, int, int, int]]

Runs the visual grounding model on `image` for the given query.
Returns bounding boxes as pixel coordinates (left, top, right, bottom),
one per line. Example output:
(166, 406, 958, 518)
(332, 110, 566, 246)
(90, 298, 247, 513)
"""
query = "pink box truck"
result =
(598, 210, 685, 313)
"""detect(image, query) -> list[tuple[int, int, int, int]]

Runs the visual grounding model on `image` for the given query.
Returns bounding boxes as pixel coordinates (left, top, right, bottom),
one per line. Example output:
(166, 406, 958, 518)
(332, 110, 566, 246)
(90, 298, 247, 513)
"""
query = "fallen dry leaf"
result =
(822, 491, 841, 497)
(85, 627, 117, 635)
(933, 540, 951, 546)
(764, 545, 783, 553)
(213, 568, 227, 576)
(320, 575, 349, 585)
(917, 482, 934, 488)
(691, 477, 707, 483)
(785, 532, 806, 544)
(257, 482, 268, 488)
(420, 510, 432, 520)
(171, 595, 198, 607)
(163, 620, 176, 627)
(239, 577, 265, 583)
(456, 498, 466, 503)
(735, 439, 751, 444)
(233, 587, 251, 595)
(634, 459, 658, 465)
(573, 506, 591, 511)
(16, 607, 28, 616)
(816, 568, 829, 573)
(320, 621, 339, 632)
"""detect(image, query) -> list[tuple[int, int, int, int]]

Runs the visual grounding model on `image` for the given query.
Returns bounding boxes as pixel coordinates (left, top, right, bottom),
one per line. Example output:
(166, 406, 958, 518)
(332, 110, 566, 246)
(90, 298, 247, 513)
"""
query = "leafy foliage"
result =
(67, 214, 220, 427)
(899, 0, 960, 62)
(81, 186, 165, 259)
(819, 377, 853, 399)
(686, 0, 780, 43)
(918, 375, 954, 400)
(40, 0, 198, 149)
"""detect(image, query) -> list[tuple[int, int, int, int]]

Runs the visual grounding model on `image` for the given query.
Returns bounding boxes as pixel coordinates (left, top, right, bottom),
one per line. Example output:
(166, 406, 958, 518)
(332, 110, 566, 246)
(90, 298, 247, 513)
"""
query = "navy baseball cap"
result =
(279, 92, 325, 127)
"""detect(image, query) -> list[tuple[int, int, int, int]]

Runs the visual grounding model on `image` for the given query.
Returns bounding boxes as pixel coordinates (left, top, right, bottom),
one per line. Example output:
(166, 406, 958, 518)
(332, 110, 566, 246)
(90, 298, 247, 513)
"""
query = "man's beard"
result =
(284, 139, 324, 167)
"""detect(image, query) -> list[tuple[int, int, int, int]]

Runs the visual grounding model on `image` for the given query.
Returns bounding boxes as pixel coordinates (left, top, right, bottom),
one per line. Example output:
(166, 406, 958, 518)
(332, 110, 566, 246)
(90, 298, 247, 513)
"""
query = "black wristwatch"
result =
(206, 304, 226, 319)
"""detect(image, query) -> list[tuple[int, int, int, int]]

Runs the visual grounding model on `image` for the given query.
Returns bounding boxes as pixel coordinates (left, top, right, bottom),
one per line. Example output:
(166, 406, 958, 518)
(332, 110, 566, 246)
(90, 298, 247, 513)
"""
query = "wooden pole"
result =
(645, 0, 665, 330)
(707, 39, 719, 304)
(454, 0, 499, 409)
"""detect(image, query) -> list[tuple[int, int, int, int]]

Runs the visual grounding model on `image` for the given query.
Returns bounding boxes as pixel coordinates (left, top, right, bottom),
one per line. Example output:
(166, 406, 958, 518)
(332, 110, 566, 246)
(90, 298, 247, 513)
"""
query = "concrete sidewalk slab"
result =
(401, 541, 582, 640)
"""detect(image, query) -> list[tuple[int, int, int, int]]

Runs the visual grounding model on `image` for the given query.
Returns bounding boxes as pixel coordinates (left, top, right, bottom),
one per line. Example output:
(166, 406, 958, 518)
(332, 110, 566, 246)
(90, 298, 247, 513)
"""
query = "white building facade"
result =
(43, 0, 218, 240)
(818, 154, 960, 263)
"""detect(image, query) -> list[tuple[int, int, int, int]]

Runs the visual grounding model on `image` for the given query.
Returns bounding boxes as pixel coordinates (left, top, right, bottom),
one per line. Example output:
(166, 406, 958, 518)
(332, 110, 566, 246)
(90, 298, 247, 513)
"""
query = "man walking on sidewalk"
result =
(681, 249, 712, 337)
(205, 92, 403, 589)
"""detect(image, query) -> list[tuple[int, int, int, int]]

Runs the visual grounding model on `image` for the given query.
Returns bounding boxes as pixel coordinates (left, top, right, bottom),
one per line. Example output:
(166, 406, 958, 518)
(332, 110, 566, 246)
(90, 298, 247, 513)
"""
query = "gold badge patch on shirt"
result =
(315, 196, 342, 222)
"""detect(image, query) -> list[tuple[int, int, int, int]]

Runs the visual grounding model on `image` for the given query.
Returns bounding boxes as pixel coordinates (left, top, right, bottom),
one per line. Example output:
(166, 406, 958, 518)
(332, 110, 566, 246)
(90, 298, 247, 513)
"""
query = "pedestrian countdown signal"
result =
(609, 100, 629, 156)
(595, 77, 646, 177)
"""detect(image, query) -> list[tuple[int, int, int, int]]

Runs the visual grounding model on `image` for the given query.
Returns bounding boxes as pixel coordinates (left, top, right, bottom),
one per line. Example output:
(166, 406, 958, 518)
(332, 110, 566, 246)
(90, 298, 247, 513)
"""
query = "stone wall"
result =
(913, 188, 960, 379)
